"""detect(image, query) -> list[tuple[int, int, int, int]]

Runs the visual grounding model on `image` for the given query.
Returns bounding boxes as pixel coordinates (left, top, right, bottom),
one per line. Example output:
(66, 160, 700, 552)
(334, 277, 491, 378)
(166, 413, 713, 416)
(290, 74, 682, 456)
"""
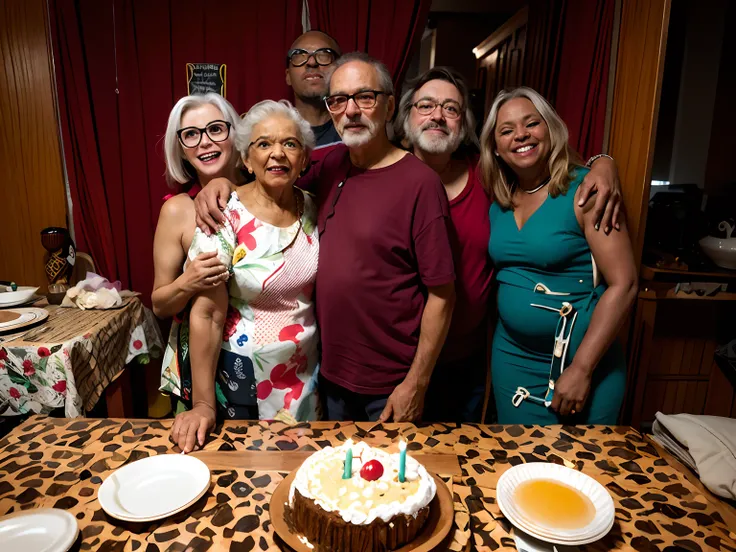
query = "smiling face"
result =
(494, 98, 550, 175)
(329, 60, 394, 148)
(179, 104, 236, 180)
(243, 114, 309, 188)
(285, 31, 339, 102)
(406, 79, 464, 155)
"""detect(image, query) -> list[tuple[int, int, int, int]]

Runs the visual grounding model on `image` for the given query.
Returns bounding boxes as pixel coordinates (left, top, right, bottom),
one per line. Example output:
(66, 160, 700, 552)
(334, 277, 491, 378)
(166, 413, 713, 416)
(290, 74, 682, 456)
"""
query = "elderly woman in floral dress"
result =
(171, 100, 319, 453)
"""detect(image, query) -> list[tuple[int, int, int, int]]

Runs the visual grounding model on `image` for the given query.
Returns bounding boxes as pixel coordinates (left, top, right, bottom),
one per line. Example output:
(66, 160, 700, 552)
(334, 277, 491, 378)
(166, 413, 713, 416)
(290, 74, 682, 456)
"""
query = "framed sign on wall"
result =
(186, 63, 226, 96)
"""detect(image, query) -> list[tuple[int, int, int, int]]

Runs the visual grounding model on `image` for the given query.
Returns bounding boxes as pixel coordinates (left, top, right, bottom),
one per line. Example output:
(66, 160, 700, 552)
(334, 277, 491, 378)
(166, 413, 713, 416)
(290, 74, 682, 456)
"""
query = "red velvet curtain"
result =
(49, 0, 303, 305)
(306, 0, 432, 88)
(523, 0, 615, 159)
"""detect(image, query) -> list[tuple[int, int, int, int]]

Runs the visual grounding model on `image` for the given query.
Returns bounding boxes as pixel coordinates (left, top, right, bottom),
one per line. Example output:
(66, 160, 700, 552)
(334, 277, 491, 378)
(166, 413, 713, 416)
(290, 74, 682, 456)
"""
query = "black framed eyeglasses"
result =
(287, 47, 338, 67)
(412, 99, 463, 119)
(177, 120, 232, 148)
(324, 90, 389, 114)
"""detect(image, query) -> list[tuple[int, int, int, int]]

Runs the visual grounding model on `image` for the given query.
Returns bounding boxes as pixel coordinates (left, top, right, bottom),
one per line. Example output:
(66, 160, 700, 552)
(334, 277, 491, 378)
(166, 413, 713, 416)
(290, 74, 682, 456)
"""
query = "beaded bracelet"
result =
(586, 153, 614, 167)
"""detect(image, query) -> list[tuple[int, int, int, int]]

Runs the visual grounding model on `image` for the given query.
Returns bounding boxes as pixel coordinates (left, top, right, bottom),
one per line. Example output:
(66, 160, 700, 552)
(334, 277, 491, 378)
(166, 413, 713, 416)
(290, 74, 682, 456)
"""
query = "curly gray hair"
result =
(235, 100, 315, 159)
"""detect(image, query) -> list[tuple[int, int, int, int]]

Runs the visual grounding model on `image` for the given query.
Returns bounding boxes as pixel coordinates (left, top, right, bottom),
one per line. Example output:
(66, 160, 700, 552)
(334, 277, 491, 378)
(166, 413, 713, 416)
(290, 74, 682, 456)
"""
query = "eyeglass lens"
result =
(325, 92, 379, 113)
(290, 49, 335, 67)
(179, 121, 230, 148)
(415, 100, 462, 119)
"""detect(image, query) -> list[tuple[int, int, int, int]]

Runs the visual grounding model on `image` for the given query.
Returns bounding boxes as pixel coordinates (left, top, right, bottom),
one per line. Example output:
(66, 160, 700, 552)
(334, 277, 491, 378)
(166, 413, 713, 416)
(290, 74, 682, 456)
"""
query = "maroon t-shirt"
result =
(439, 157, 493, 362)
(301, 145, 455, 394)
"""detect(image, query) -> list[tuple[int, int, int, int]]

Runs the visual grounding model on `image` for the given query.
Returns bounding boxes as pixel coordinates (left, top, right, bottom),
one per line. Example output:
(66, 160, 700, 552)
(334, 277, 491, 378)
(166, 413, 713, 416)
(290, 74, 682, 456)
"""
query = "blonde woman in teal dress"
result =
(480, 87, 638, 425)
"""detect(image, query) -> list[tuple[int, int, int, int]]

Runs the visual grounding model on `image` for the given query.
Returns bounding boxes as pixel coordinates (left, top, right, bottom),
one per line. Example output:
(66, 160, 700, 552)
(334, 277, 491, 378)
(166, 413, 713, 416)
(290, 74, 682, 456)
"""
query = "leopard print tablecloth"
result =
(0, 417, 734, 551)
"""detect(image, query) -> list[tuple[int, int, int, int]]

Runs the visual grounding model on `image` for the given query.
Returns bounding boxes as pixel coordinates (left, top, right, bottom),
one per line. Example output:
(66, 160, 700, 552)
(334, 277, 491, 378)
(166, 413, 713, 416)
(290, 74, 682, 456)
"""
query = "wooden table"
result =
(0, 298, 162, 417)
(1, 417, 735, 551)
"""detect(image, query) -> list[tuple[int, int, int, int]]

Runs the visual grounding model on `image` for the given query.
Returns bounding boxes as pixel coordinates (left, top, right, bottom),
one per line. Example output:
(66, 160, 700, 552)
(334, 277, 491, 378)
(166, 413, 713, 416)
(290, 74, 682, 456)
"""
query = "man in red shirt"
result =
(195, 53, 456, 422)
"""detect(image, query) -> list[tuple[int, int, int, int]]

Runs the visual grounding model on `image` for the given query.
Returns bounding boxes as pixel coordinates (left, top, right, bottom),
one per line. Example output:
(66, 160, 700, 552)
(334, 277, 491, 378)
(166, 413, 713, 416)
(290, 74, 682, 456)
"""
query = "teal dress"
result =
(488, 168, 625, 425)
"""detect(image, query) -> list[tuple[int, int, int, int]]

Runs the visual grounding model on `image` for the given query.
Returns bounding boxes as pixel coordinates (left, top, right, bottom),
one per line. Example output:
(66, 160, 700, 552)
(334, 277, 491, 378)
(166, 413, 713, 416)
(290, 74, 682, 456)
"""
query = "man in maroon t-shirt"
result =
(311, 52, 455, 422)
(194, 53, 456, 423)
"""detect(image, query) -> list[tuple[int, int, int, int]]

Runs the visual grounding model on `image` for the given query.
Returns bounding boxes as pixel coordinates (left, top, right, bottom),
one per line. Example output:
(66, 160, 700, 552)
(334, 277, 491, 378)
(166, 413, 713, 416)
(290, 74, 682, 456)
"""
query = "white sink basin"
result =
(700, 221, 736, 270)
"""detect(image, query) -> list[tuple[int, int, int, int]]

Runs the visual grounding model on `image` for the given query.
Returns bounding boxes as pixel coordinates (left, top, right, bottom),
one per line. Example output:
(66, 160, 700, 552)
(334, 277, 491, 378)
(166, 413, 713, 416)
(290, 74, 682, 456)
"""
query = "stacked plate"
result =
(98, 454, 211, 522)
(496, 462, 615, 546)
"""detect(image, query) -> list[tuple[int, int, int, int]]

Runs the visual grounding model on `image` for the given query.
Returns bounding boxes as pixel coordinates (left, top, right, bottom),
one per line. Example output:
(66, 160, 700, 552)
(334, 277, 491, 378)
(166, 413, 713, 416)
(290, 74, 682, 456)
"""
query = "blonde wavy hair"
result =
(479, 87, 582, 209)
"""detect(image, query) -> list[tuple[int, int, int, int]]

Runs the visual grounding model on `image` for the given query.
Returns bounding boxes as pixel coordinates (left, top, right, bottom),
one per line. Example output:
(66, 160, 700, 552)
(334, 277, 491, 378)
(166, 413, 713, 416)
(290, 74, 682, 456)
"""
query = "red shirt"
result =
(301, 145, 455, 394)
(439, 157, 493, 361)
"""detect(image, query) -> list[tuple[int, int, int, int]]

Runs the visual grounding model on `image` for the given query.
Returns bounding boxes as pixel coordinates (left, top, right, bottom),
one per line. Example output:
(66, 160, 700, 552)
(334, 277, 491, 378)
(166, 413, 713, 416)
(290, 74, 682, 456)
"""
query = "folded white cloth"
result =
(652, 412, 736, 500)
(62, 272, 135, 310)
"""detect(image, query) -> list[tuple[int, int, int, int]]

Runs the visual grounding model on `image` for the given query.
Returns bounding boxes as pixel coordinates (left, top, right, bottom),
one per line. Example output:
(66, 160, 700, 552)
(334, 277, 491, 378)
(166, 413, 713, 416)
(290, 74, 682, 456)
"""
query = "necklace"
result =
(520, 176, 551, 194)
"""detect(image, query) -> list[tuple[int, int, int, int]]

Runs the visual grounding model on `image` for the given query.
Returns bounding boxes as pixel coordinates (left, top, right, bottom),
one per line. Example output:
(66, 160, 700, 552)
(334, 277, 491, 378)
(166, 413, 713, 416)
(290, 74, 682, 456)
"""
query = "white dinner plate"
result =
(0, 295, 42, 309)
(496, 462, 615, 546)
(98, 454, 211, 522)
(0, 508, 79, 552)
(0, 286, 39, 306)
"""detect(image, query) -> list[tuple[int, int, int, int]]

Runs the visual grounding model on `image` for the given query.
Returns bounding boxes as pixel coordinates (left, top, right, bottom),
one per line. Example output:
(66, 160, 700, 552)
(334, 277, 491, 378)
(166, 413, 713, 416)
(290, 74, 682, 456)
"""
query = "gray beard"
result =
(413, 129, 463, 155)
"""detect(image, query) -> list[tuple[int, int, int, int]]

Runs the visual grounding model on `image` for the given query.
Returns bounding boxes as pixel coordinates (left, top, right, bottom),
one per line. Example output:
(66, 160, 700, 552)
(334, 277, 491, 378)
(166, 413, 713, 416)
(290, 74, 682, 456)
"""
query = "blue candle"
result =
(398, 440, 407, 483)
(342, 440, 353, 479)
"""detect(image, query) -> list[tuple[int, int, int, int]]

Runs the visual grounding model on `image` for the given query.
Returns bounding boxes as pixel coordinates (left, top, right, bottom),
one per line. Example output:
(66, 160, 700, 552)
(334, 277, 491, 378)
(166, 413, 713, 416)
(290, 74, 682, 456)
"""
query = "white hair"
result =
(163, 93, 241, 186)
(235, 100, 315, 159)
(329, 52, 394, 95)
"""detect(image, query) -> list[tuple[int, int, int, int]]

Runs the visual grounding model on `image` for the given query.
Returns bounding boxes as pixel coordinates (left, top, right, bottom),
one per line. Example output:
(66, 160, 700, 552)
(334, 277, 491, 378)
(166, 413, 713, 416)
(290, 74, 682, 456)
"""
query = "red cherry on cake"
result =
(360, 459, 384, 481)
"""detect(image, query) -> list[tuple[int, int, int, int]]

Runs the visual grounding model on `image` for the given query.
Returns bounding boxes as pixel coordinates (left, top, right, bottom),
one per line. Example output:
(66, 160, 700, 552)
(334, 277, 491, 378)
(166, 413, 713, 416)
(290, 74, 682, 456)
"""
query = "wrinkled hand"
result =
(194, 178, 233, 235)
(578, 157, 622, 234)
(183, 251, 228, 293)
(379, 381, 426, 422)
(171, 404, 216, 453)
(550, 364, 592, 417)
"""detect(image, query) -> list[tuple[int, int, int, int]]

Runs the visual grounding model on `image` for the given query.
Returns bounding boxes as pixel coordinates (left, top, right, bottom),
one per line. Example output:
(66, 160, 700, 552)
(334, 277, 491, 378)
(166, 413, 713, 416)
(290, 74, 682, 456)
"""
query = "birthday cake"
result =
(288, 440, 436, 551)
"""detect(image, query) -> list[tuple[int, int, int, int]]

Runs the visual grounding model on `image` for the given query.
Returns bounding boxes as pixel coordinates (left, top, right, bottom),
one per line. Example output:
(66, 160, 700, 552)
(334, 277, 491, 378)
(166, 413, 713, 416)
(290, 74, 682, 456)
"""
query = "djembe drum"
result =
(40, 227, 76, 293)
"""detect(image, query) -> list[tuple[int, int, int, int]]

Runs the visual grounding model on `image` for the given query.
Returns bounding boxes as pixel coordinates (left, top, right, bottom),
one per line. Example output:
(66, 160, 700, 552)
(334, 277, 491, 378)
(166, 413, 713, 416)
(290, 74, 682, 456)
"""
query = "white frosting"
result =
(289, 441, 436, 525)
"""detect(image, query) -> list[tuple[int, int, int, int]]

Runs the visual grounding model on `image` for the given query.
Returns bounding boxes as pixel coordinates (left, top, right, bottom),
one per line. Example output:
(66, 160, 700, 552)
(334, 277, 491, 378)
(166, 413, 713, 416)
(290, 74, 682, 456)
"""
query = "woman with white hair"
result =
(481, 87, 637, 425)
(154, 93, 244, 409)
(170, 100, 320, 453)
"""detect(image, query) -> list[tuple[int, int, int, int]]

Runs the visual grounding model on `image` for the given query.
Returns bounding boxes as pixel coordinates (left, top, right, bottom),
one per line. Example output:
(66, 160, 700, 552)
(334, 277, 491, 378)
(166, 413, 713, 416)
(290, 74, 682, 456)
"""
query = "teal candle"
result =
(342, 441, 353, 479)
(398, 440, 407, 483)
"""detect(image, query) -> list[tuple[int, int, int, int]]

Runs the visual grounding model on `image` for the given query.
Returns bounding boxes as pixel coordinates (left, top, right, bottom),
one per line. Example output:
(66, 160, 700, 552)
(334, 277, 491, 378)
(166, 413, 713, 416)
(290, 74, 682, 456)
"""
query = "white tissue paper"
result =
(62, 272, 135, 310)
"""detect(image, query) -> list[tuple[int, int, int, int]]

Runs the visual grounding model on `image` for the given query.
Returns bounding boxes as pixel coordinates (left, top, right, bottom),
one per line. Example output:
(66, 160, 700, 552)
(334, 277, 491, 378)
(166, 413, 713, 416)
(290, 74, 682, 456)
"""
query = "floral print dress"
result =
(163, 189, 320, 421)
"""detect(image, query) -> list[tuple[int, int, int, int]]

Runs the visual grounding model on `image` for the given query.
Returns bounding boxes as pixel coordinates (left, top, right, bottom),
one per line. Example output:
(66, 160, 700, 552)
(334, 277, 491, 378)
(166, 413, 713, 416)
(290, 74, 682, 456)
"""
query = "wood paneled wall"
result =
(0, 0, 67, 292)
(607, 0, 671, 267)
(474, 7, 528, 117)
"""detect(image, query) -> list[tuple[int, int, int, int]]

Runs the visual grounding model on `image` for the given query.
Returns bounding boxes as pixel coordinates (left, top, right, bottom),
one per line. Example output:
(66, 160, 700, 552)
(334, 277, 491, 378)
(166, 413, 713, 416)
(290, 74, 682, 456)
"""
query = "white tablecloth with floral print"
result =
(0, 297, 162, 417)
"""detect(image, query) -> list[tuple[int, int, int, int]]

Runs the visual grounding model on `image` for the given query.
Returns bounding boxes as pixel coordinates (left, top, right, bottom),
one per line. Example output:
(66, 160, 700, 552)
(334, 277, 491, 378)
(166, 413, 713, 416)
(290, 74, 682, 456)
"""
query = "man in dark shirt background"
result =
(285, 30, 342, 156)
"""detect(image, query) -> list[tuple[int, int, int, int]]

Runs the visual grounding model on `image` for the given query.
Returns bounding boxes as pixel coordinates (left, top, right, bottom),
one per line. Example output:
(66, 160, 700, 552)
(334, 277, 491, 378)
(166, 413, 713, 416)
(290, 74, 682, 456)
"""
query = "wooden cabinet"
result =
(624, 266, 736, 429)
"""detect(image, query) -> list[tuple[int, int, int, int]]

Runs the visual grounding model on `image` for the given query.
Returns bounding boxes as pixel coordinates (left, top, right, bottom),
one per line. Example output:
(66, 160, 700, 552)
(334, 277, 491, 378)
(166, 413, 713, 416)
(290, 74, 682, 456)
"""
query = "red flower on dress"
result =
(257, 380, 273, 401)
(236, 218, 258, 250)
(53, 380, 67, 393)
(0, 349, 7, 361)
(226, 208, 241, 230)
(23, 359, 34, 375)
(223, 307, 242, 341)
(9, 387, 20, 399)
(270, 363, 304, 409)
(133, 340, 143, 350)
(279, 325, 303, 344)
(38, 347, 51, 357)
